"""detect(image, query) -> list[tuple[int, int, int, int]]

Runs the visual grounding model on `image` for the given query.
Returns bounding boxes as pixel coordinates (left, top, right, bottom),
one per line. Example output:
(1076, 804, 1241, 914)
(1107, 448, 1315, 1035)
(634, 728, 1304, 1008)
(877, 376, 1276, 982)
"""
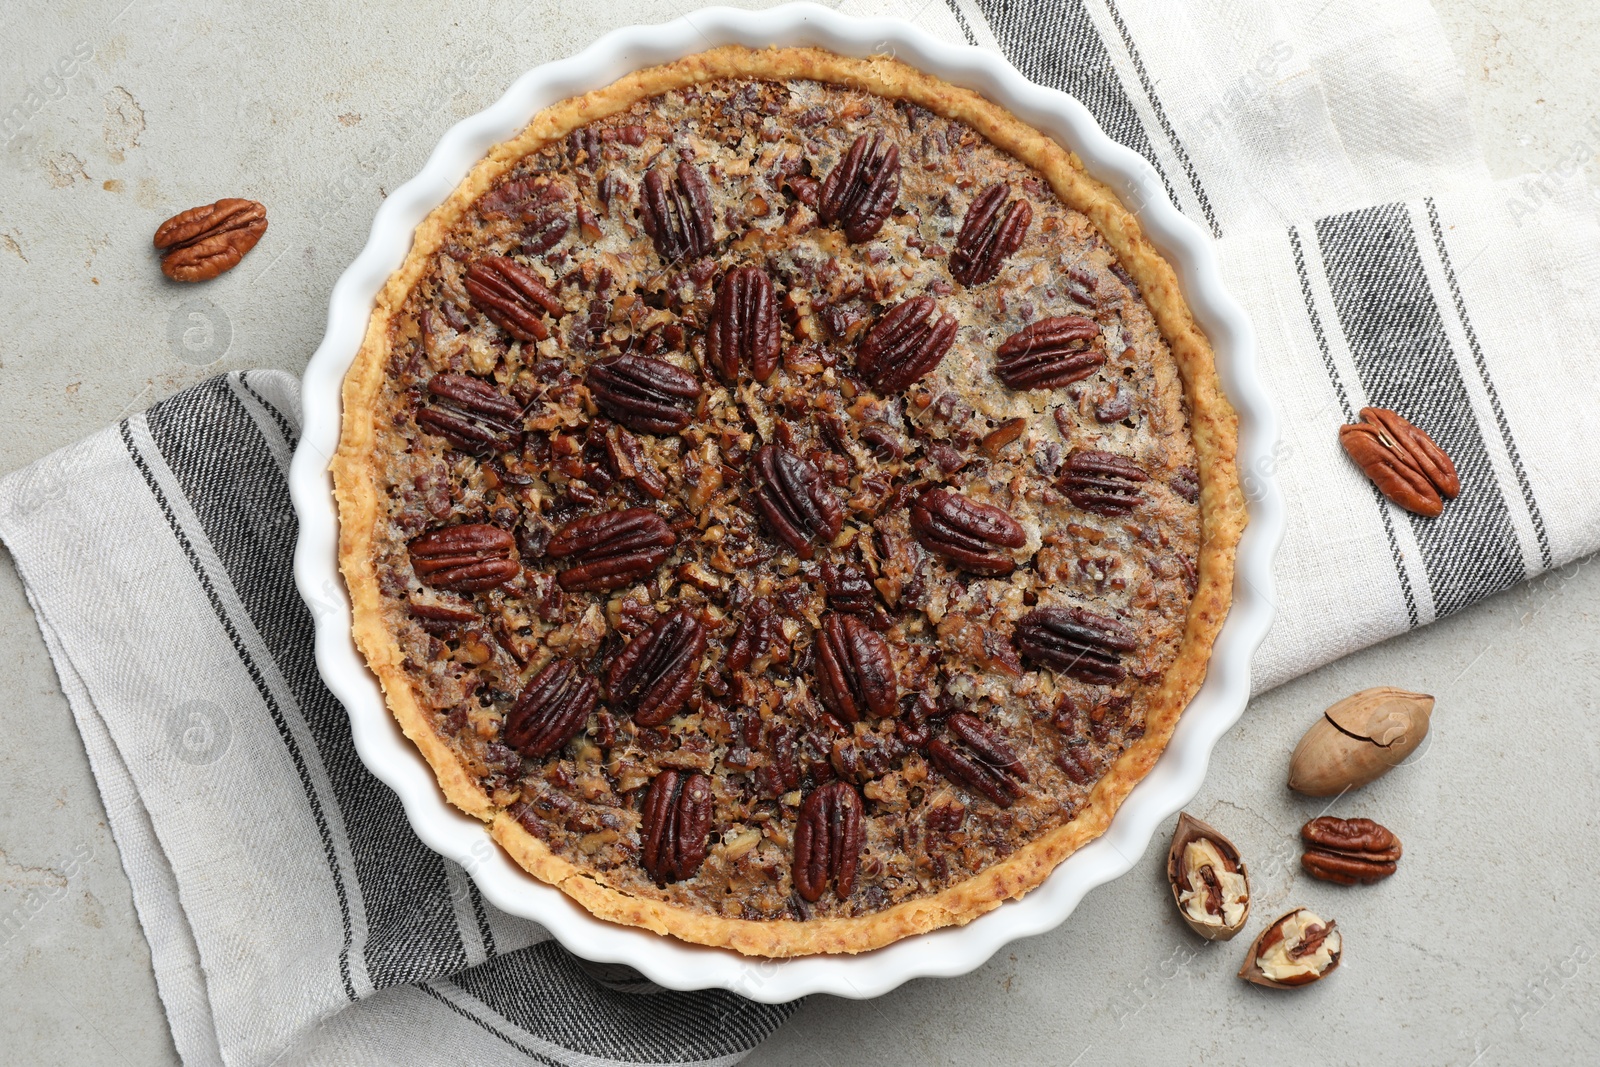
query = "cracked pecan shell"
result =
(1058, 449, 1149, 515)
(928, 712, 1029, 808)
(994, 316, 1104, 389)
(547, 508, 676, 591)
(464, 256, 563, 342)
(793, 781, 864, 902)
(817, 132, 900, 243)
(749, 445, 843, 559)
(585, 352, 702, 435)
(1012, 606, 1137, 685)
(605, 607, 707, 727)
(856, 295, 959, 394)
(814, 614, 898, 725)
(641, 162, 716, 262)
(153, 197, 268, 282)
(706, 265, 780, 383)
(416, 373, 524, 454)
(408, 524, 520, 592)
(909, 487, 1027, 576)
(640, 770, 714, 884)
(504, 658, 598, 759)
(950, 183, 1033, 286)
(1339, 407, 1459, 518)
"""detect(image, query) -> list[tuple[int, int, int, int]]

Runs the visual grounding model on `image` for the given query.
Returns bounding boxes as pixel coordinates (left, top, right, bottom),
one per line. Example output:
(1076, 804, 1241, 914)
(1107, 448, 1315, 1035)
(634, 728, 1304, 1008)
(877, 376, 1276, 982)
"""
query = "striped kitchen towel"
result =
(2, 0, 1598, 1065)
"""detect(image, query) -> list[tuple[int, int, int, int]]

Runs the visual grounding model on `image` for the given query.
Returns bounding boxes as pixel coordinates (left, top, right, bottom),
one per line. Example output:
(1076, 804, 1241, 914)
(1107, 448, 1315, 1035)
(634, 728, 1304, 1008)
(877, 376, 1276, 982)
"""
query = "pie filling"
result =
(361, 74, 1201, 924)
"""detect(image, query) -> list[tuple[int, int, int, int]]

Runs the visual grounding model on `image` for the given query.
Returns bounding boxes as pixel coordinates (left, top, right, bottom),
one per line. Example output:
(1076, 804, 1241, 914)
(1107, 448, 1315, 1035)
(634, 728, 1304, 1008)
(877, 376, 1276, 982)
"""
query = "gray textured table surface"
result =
(2, 2, 1597, 1065)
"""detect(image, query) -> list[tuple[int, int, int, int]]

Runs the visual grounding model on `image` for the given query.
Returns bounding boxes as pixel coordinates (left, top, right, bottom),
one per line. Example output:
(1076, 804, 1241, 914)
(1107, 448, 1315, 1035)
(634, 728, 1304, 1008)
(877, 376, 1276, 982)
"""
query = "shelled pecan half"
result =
(1300, 817, 1402, 885)
(909, 487, 1027, 576)
(814, 614, 898, 725)
(749, 445, 843, 558)
(1058, 449, 1148, 515)
(1339, 407, 1459, 517)
(706, 265, 780, 383)
(856, 295, 958, 394)
(605, 608, 707, 726)
(1012, 606, 1136, 685)
(950, 183, 1032, 286)
(817, 133, 900, 243)
(153, 197, 268, 282)
(585, 352, 701, 435)
(408, 524, 520, 592)
(928, 712, 1029, 808)
(546, 508, 676, 591)
(640, 770, 714, 884)
(793, 781, 864, 901)
(994, 315, 1104, 389)
(641, 162, 716, 262)
(464, 256, 563, 342)
(416, 373, 525, 454)
(503, 658, 598, 759)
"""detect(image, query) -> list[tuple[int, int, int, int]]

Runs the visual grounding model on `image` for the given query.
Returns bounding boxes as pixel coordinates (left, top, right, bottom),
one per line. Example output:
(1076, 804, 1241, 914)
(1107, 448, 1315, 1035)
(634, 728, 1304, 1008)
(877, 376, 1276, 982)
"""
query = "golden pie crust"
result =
(333, 46, 1244, 957)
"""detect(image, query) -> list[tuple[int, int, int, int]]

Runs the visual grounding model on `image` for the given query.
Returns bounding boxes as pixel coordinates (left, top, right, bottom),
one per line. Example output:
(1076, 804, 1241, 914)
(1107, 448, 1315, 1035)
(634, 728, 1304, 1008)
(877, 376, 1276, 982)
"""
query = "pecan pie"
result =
(333, 47, 1244, 957)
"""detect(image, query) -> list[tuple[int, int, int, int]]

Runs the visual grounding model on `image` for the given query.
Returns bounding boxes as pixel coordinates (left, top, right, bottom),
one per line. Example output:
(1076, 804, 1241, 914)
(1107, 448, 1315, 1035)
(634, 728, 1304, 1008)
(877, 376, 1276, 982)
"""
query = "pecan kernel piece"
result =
(641, 162, 716, 262)
(1239, 908, 1343, 988)
(793, 781, 865, 902)
(856, 295, 958, 394)
(749, 444, 843, 559)
(928, 712, 1028, 808)
(417, 373, 524, 454)
(585, 352, 701, 435)
(706, 265, 781, 383)
(152, 198, 268, 282)
(464, 256, 563, 342)
(1013, 606, 1137, 685)
(1339, 407, 1459, 517)
(605, 607, 707, 726)
(994, 316, 1105, 389)
(950, 183, 1033, 286)
(909, 487, 1027, 576)
(408, 524, 519, 592)
(1058, 449, 1149, 515)
(817, 132, 901, 243)
(547, 508, 676, 591)
(814, 614, 898, 725)
(504, 658, 598, 759)
(1300, 816, 1401, 884)
(640, 770, 714, 884)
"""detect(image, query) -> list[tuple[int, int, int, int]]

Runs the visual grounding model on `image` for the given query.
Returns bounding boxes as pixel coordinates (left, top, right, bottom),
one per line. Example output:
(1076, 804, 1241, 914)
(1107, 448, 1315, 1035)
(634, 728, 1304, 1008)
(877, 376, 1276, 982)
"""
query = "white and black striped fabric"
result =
(2, 1, 1598, 1063)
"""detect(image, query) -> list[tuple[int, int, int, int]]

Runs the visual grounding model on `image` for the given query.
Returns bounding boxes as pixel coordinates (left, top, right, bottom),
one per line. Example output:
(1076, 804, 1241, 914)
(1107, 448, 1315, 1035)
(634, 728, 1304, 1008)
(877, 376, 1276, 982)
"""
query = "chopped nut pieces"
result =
(1301, 816, 1402, 885)
(1288, 687, 1434, 796)
(1166, 812, 1250, 940)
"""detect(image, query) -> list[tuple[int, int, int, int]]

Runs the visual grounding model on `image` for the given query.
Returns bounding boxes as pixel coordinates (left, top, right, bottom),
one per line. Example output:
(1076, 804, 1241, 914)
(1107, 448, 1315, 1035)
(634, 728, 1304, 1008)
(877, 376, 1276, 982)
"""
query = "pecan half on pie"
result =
(333, 47, 1244, 957)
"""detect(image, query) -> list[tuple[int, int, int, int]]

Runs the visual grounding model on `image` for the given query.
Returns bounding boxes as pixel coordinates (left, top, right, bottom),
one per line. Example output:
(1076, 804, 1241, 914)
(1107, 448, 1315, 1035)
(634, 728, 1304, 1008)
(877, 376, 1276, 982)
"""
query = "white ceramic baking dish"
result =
(289, 1, 1282, 1003)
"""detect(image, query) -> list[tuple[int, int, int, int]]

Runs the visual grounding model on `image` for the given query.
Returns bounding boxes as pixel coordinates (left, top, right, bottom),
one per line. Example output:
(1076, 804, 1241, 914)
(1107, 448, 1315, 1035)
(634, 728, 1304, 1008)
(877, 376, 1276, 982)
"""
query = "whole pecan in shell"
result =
(504, 658, 598, 759)
(856, 296, 958, 394)
(464, 256, 563, 342)
(949, 184, 1033, 286)
(928, 712, 1029, 808)
(1339, 407, 1460, 517)
(153, 198, 268, 282)
(1058, 449, 1149, 515)
(416, 373, 524, 454)
(749, 445, 843, 559)
(814, 614, 898, 725)
(1301, 816, 1402, 885)
(640, 770, 715, 884)
(706, 265, 780, 383)
(605, 607, 707, 726)
(994, 316, 1104, 389)
(909, 487, 1027, 576)
(408, 524, 520, 592)
(547, 508, 676, 591)
(1013, 606, 1137, 685)
(641, 162, 716, 262)
(585, 352, 701, 435)
(792, 780, 864, 901)
(817, 133, 901, 243)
